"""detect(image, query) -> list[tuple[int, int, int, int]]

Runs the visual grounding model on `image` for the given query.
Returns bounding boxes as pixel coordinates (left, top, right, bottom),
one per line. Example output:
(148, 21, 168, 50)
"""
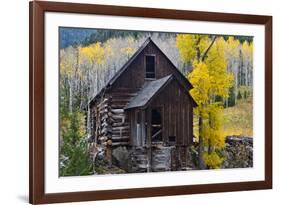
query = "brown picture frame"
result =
(29, 1, 272, 204)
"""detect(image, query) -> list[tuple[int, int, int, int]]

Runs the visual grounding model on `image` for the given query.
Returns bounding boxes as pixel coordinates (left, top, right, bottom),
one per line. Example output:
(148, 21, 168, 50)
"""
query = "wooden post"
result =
(146, 107, 152, 172)
(106, 140, 112, 167)
(141, 110, 146, 146)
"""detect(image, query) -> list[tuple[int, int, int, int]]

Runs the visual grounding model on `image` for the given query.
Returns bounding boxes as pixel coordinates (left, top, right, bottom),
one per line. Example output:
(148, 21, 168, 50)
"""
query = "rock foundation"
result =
(221, 136, 253, 168)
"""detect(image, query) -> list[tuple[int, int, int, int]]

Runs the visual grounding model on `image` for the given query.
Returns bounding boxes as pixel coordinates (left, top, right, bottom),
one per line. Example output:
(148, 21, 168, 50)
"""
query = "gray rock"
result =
(222, 136, 253, 169)
(112, 146, 130, 171)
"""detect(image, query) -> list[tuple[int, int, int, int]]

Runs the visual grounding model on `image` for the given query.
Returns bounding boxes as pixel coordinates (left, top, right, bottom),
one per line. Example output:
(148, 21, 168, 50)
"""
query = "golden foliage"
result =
(79, 42, 106, 65)
(188, 61, 211, 105)
(205, 37, 234, 99)
(225, 37, 240, 59)
(121, 36, 135, 57)
(177, 34, 235, 168)
(60, 47, 77, 77)
(121, 47, 134, 56)
(203, 152, 224, 169)
(176, 34, 209, 62)
(185, 37, 234, 105)
(242, 40, 253, 58)
(203, 104, 225, 149)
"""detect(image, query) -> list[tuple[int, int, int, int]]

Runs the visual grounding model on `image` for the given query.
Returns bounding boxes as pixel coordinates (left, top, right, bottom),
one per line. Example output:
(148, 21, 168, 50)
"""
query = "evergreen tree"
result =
(60, 111, 93, 176)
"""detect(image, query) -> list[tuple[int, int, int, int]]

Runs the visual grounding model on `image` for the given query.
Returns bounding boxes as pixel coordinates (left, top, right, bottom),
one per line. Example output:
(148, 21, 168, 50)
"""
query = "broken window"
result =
(145, 55, 155, 79)
(151, 107, 162, 142)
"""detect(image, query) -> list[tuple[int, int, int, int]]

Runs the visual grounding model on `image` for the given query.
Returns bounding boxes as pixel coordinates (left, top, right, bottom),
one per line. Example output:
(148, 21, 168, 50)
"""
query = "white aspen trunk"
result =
(68, 79, 73, 113)
(87, 103, 91, 138)
(86, 68, 91, 138)
(96, 68, 99, 93)
(234, 71, 238, 105)
(245, 62, 249, 86)
(79, 79, 83, 110)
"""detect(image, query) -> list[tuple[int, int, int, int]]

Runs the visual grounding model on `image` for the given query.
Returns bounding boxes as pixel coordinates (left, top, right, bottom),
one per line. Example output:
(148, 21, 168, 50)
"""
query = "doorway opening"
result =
(151, 107, 162, 143)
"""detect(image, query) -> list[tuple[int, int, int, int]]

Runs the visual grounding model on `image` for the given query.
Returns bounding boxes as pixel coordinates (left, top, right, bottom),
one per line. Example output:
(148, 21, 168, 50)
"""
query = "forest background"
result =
(59, 28, 253, 176)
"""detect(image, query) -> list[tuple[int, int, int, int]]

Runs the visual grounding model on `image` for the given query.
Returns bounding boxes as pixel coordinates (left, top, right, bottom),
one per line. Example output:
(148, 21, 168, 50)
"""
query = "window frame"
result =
(144, 54, 156, 80)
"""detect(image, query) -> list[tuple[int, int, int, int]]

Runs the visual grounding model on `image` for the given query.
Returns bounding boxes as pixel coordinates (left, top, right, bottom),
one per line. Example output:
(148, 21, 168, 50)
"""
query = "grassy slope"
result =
(193, 98, 253, 139)
(222, 98, 253, 137)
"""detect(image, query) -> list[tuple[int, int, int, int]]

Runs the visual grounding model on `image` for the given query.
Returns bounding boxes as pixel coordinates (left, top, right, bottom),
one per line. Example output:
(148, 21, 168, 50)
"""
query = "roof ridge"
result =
(88, 37, 194, 106)
(108, 37, 152, 86)
(88, 37, 152, 105)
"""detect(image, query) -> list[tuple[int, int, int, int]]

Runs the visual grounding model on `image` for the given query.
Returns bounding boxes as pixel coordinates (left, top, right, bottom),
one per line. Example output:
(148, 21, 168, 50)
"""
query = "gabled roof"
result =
(107, 37, 152, 86)
(88, 37, 194, 106)
(125, 75, 173, 110)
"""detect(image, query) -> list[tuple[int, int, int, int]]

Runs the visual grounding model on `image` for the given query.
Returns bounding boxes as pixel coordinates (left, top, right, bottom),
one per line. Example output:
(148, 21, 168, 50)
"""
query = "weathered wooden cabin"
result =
(88, 37, 197, 172)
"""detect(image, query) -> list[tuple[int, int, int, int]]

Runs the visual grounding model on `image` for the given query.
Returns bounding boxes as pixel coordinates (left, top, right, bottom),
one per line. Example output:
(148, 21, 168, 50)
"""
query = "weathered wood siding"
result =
(89, 39, 195, 172)
(108, 41, 194, 147)
(111, 41, 191, 91)
(129, 109, 147, 146)
(150, 79, 194, 146)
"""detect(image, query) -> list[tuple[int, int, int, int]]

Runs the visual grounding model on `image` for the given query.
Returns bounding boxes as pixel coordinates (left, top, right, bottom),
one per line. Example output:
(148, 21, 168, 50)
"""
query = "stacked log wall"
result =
(93, 97, 112, 147)
(110, 87, 139, 147)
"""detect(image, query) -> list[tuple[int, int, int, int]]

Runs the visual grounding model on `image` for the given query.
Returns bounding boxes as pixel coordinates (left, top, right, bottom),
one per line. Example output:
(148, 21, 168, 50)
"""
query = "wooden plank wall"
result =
(112, 42, 192, 91)
(151, 79, 193, 146)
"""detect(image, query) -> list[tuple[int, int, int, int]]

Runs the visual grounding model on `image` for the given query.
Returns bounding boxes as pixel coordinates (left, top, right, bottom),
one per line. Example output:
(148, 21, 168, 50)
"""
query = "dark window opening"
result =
(168, 136, 176, 145)
(151, 107, 162, 142)
(145, 55, 155, 79)
(137, 110, 141, 124)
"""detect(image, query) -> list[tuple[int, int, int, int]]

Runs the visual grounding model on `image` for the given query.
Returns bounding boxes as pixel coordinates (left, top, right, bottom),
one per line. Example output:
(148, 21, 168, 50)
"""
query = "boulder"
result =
(112, 146, 130, 171)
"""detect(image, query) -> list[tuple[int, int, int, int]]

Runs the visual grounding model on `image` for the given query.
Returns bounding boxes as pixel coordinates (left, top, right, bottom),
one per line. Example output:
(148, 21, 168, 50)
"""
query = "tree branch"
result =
(196, 36, 202, 61)
(201, 36, 217, 62)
